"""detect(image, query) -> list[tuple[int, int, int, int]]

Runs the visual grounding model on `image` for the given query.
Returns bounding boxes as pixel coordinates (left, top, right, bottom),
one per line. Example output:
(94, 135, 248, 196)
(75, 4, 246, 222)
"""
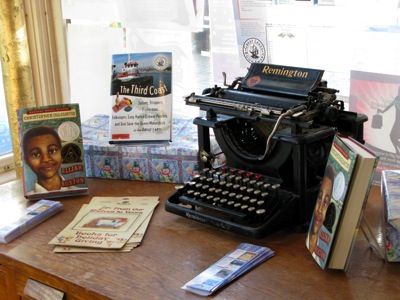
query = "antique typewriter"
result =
(165, 63, 367, 238)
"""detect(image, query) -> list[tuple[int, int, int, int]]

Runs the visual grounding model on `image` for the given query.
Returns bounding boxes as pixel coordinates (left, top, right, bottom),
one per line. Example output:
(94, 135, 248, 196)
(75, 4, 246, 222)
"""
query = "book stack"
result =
(49, 196, 159, 252)
(0, 200, 63, 243)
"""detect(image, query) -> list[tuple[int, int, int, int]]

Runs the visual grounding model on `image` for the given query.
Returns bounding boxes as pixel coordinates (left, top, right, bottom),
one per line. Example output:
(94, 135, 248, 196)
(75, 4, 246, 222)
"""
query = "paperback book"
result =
(306, 134, 379, 270)
(381, 170, 400, 262)
(17, 104, 88, 200)
(49, 196, 159, 251)
(0, 199, 63, 243)
(182, 243, 275, 296)
(109, 52, 172, 144)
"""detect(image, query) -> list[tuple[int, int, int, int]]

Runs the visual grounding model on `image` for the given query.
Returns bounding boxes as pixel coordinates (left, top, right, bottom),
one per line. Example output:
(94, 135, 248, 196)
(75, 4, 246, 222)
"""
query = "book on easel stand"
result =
(306, 134, 381, 271)
(17, 104, 88, 200)
(109, 52, 173, 145)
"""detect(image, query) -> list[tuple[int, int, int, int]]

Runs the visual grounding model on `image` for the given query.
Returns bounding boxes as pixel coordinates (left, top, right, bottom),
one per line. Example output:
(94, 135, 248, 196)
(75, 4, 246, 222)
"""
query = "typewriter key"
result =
(213, 197, 221, 205)
(235, 194, 243, 202)
(227, 200, 235, 209)
(242, 196, 250, 203)
(220, 198, 228, 207)
(232, 184, 240, 191)
(225, 182, 233, 191)
(246, 188, 254, 196)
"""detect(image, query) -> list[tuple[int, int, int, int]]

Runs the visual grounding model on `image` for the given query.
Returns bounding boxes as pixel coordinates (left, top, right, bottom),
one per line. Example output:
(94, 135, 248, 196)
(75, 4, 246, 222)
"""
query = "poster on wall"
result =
(109, 52, 172, 144)
(349, 70, 400, 184)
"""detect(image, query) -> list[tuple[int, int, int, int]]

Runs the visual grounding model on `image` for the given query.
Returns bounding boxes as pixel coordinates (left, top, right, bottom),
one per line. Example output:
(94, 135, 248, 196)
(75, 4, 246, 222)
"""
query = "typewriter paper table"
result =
(0, 178, 399, 299)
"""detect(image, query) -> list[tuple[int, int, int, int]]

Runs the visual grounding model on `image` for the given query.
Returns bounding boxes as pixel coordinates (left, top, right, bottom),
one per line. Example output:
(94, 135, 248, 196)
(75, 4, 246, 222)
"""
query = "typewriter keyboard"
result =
(165, 166, 298, 238)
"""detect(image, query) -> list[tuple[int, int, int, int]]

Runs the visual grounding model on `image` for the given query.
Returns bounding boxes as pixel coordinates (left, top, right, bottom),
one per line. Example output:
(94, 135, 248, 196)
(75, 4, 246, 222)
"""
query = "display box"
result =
(82, 115, 223, 183)
(381, 170, 400, 262)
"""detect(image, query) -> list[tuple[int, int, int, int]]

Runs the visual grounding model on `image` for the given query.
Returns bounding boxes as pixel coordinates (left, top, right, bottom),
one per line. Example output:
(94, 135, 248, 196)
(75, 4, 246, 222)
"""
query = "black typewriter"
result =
(165, 63, 367, 238)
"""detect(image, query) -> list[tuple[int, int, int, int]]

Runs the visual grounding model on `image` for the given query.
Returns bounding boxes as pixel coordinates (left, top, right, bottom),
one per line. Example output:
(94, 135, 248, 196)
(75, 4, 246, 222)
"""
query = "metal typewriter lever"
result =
(261, 105, 307, 160)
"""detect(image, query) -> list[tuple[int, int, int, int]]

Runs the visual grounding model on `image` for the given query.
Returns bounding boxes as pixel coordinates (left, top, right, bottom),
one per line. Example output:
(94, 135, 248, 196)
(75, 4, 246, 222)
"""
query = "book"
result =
(17, 104, 88, 200)
(306, 134, 379, 270)
(109, 52, 173, 144)
(182, 243, 275, 296)
(381, 170, 400, 262)
(0, 199, 63, 243)
(48, 196, 159, 250)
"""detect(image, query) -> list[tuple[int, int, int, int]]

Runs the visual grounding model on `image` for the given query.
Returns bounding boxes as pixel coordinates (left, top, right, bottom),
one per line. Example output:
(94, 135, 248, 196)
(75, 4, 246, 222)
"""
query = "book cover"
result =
(327, 135, 379, 270)
(109, 52, 172, 144)
(381, 170, 400, 262)
(0, 199, 63, 243)
(18, 104, 88, 200)
(48, 196, 159, 249)
(349, 70, 400, 184)
(306, 134, 357, 270)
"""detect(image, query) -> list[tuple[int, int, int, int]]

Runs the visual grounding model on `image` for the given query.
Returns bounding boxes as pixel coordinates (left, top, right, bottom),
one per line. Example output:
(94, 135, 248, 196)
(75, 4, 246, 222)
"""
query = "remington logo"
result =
(262, 66, 309, 78)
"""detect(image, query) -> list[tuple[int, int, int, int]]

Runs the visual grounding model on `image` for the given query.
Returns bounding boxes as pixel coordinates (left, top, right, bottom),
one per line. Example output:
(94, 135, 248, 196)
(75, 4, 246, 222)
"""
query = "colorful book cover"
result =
(381, 170, 400, 262)
(109, 52, 172, 144)
(18, 104, 88, 200)
(349, 70, 400, 184)
(306, 134, 357, 269)
(48, 196, 159, 249)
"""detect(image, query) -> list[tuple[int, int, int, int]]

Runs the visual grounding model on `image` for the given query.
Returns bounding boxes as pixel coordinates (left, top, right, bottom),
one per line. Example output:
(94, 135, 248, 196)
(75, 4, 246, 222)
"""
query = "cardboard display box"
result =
(82, 115, 223, 183)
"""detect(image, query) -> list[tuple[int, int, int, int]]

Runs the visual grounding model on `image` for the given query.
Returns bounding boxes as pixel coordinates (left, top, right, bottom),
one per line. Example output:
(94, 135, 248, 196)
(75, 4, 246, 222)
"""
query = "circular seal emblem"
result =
(246, 75, 261, 87)
(61, 143, 82, 163)
(152, 54, 170, 71)
(58, 121, 80, 142)
(332, 171, 345, 201)
(242, 38, 266, 64)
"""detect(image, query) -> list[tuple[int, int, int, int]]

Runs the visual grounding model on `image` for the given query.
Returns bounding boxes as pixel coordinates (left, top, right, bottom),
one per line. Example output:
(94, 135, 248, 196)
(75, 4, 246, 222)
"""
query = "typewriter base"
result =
(165, 189, 299, 239)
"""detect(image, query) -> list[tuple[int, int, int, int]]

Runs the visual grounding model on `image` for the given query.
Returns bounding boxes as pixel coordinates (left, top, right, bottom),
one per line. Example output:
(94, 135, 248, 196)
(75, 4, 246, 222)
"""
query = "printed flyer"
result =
(109, 52, 172, 143)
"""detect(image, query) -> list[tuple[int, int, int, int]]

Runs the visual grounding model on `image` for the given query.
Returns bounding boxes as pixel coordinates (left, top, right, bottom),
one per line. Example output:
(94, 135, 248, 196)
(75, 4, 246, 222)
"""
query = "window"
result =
(62, 0, 211, 122)
(0, 72, 14, 177)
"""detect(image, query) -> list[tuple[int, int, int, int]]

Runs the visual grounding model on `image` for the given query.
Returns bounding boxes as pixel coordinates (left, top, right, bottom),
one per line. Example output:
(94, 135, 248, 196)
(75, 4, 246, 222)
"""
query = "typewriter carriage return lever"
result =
(165, 63, 367, 238)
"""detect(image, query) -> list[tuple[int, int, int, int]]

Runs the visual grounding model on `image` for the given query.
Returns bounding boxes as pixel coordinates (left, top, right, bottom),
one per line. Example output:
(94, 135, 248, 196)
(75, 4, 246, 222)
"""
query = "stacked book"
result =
(49, 196, 159, 252)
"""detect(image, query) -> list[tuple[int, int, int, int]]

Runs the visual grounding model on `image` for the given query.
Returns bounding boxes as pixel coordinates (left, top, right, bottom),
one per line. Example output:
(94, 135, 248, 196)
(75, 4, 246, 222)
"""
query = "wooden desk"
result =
(0, 178, 399, 299)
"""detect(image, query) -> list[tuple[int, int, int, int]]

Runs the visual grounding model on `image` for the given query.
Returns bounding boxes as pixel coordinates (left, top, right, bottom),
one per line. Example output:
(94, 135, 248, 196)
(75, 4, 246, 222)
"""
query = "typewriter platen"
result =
(165, 63, 367, 238)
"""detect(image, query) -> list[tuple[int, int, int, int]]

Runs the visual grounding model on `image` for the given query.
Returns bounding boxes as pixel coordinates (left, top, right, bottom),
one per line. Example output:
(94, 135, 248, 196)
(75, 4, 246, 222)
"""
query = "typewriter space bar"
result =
(179, 195, 247, 220)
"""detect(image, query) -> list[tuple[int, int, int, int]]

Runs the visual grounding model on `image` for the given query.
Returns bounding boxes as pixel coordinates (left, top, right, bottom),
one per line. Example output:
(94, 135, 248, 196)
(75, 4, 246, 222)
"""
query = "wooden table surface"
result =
(0, 178, 399, 299)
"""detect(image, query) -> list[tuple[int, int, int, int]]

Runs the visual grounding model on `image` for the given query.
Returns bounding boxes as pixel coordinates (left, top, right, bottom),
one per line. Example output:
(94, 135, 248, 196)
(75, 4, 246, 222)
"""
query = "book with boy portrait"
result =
(109, 52, 172, 144)
(306, 134, 378, 270)
(17, 103, 88, 200)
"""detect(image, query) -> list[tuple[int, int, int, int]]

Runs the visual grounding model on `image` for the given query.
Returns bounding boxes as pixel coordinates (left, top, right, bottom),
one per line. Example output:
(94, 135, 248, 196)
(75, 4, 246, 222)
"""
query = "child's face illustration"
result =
(25, 134, 62, 180)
